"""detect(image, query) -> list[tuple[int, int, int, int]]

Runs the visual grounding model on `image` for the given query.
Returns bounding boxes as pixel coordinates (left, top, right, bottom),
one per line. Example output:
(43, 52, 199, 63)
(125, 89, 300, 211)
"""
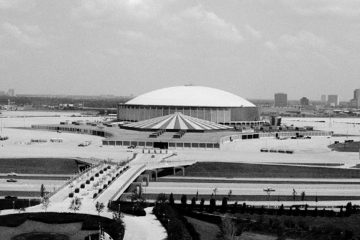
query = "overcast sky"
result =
(0, 0, 360, 100)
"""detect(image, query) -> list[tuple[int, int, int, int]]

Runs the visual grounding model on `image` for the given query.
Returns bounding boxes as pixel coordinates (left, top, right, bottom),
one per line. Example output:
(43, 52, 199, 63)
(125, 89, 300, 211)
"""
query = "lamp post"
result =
(263, 188, 275, 208)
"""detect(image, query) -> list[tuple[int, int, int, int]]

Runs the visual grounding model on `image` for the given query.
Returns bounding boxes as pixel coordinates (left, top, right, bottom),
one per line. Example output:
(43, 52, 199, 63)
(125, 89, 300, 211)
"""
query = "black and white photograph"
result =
(0, 1, 360, 240)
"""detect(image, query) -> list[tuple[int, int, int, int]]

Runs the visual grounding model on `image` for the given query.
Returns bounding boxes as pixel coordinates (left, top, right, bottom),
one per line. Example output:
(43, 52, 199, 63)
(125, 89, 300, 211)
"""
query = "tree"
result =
(169, 193, 175, 206)
(40, 184, 46, 198)
(292, 188, 297, 201)
(200, 198, 205, 211)
(181, 194, 187, 207)
(41, 196, 50, 212)
(221, 217, 238, 240)
(213, 188, 218, 199)
(156, 193, 167, 204)
(227, 190, 232, 200)
(210, 198, 216, 212)
(191, 197, 196, 209)
(345, 202, 353, 216)
(69, 197, 82, 212)
(95, 201, 105, 215)
(278, 204, 284, 216)
(301, 191, 306, 201)
(221, 197, 228, 213)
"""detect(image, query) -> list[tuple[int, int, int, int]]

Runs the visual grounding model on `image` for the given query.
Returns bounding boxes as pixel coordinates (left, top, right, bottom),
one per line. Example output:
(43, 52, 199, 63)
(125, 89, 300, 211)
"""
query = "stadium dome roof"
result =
(125, 86, 255, 107)
(123, 112, 232, 131)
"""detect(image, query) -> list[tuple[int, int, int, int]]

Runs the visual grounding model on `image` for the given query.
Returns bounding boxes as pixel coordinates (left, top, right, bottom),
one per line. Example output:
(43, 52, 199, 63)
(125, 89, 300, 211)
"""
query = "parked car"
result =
(7, 179, 17, 183)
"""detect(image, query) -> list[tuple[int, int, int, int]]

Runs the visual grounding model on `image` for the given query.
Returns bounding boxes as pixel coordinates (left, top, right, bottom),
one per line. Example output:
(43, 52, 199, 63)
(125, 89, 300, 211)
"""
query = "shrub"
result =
(191, 197, 196, 209)
(209, 198, 216, 212)
(107, 166, 111, 169)
(75, 188, 79, 193)
(108, 180, 111, 185)
(181, 194, 187, 207)
(90, 177, 94, 181)
(98, 189, 102, 194)
(103, 184, 107, 189)
(80, 184, 85, 189)
(95, 173, 99, 177)
(112, 177, 115, 181)
(169, 193, 175, 206)
(221, 197, 228, 213)
(86, 180, 90, 184)
(199, 198, 205, 211)
(116, 173, 119, 177)
(93, 193, 97, 199)
(69, 192, 74, 198)
(100, 170, 103, 174)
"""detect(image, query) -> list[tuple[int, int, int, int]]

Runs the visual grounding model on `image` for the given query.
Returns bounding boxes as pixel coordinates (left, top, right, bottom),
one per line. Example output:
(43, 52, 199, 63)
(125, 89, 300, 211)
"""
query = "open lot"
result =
(177, 162, 360, 178)
(0, 158, 80, 174)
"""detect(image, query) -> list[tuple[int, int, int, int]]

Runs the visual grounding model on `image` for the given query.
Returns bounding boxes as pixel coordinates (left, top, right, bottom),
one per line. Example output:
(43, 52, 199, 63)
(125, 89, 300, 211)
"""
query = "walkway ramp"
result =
(96, 164, 146, 203)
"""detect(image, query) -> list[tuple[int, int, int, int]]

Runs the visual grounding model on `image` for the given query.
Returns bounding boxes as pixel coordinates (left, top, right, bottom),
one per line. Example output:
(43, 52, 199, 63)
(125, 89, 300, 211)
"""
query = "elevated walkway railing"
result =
(109, 164, 147, 201)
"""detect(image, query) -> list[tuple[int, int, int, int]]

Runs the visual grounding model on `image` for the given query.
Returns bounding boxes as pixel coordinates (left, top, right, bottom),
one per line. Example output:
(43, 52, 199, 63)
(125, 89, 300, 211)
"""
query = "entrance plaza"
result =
(32, 123, 332, 150)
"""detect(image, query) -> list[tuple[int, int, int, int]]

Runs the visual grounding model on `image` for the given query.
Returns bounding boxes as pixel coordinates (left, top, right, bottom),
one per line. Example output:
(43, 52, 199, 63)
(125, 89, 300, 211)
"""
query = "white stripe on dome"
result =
(123, 112, 233, 131)
(166, 115, 177, 129)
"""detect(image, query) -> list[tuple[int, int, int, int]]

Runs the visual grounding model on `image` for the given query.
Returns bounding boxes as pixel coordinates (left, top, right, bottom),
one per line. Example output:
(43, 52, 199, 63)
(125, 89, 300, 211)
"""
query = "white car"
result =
(7, 172, 17, 177)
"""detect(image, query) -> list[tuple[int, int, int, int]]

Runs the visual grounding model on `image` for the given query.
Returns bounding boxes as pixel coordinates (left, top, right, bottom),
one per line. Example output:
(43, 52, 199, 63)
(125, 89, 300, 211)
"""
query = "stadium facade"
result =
(117, 86, 260, 126)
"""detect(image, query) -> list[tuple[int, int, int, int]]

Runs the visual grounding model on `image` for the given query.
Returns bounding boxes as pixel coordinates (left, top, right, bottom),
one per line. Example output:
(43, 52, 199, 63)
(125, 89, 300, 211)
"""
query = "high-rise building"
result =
(351, 89, 360, 108)
(274, 93, 287, 107)
(7, 89, 15, 97)
(300, 97, 310, 106)
(321, 95, 327, 104)
(327, 95, 339, 107)
(354, 89, 360, 100)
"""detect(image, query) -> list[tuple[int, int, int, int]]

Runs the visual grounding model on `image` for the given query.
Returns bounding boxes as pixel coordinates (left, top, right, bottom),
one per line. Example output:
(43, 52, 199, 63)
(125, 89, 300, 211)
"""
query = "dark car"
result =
(6, 179, 17, 183)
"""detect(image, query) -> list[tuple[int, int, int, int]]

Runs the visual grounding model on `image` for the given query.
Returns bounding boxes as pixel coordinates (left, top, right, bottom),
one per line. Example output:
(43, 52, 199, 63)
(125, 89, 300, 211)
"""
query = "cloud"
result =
(264, 41, 276, 50)
(0, 0, 35, 10)
(283, 0, 360, 17)
(278, 31, 327, 50)
(245, 25, 262, 40)
(166, 5, 243, 43)
(73, 0, 164, 20)
(2, 22, 49, 48)
(265, 30, 345, 68)
(74, 1, 243, 44)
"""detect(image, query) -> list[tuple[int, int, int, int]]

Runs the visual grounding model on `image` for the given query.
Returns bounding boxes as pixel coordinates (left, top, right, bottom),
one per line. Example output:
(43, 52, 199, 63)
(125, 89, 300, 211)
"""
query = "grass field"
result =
(0, 158, 81, 174)
(179, 162, 360, 178)
(185, 216, 220, 240)
(328, 141, 360, 152)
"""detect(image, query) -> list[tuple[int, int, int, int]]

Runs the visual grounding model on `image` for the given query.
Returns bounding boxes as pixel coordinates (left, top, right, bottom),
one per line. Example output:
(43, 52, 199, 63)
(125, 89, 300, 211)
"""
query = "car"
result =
(4, 195, 17, 200)
(7, 179, 17, 183)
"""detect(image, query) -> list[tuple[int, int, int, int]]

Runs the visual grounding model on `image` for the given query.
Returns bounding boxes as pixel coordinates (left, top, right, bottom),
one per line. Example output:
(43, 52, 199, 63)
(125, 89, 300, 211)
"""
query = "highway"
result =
(0, 179, 65, 192)
(144, 181, 360, 196)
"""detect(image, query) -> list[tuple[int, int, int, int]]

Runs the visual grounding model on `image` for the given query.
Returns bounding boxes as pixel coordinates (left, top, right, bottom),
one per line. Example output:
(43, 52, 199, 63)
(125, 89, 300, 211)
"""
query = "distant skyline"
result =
(1, 0, 360, 100)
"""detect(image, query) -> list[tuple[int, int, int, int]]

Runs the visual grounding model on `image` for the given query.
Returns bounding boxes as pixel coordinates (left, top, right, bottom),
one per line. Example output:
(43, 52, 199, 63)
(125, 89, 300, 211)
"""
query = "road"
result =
(144, 181, 360, 196)
(0, 179, 65, 192)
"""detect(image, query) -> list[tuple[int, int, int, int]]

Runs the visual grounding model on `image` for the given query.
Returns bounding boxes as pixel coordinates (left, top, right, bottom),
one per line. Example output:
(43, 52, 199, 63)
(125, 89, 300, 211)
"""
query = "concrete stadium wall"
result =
(118, 104, 260, 123)
(102, 139, 220, 150)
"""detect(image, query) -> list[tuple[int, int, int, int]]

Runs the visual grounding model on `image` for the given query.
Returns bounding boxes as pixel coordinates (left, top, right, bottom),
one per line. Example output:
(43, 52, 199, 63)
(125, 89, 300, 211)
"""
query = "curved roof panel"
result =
(123, 112, 232, 131)
(125, 86, 255, 107)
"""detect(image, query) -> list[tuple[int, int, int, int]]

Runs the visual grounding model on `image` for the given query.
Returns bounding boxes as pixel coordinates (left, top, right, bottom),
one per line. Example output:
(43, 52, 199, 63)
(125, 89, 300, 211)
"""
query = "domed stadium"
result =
(117, 86, 260, 126)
